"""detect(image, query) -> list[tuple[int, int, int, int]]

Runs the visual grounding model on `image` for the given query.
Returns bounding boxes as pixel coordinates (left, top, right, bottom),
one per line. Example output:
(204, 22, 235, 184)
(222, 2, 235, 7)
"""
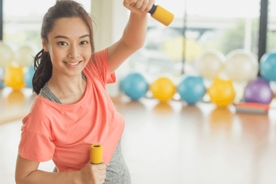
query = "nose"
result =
(68, 45, 79, 59)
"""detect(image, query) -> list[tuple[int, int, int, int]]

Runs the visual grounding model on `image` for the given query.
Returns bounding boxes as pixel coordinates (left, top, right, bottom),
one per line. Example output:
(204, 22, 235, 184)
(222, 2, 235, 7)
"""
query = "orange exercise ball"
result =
(208, 77, 236, 107)
(4, 65, 25, 90)
(150, 77, 176, 102)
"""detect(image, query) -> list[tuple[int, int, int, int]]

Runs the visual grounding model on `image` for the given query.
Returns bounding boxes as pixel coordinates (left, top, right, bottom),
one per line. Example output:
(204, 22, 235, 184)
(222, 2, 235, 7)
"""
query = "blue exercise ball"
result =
(24, 66, 35, 88)
(120, 72, 149, 100)
(0, 66, 5, 88)
(260, 52, 276, 81)
(177, 75, 206, 105)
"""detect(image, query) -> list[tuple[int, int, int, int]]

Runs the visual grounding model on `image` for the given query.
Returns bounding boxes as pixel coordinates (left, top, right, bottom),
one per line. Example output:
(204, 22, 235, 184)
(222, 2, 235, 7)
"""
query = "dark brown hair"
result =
(32, 0, 95, 94)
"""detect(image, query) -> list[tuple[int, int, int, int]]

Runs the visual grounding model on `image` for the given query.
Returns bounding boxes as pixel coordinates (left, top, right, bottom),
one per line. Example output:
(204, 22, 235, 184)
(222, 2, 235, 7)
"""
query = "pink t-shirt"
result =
(18, 48, 124, 172)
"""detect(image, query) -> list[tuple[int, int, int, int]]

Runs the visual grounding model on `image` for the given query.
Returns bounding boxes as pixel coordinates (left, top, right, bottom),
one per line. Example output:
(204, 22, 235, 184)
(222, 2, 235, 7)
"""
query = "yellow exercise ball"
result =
(5, 89, 25, 106)
(4, 65, 25, 90)
(208, 77, 236, 107)
(208, 107, 233, 135)
(153, 102, 173, 113)
(150, 77, 176, 102)
(0, 41, 14, 67)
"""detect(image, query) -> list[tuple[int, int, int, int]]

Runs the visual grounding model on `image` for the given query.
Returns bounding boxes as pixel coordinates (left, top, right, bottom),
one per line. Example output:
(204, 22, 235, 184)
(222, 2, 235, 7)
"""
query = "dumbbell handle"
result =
(148, 4, 174, 26)
(90, 144, 103, 164)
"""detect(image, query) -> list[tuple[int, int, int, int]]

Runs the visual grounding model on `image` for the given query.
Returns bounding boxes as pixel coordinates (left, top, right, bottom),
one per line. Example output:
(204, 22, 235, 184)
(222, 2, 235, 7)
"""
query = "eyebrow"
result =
(54, 34, 90, 39)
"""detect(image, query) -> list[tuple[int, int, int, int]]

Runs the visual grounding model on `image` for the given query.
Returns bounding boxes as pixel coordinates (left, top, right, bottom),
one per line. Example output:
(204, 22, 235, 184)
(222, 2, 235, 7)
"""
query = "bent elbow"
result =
(129, 40, 145, 52)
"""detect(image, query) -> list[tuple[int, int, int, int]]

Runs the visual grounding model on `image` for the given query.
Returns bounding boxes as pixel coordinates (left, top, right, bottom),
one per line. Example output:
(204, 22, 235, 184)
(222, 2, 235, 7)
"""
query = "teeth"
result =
(66, 62, 79, 66)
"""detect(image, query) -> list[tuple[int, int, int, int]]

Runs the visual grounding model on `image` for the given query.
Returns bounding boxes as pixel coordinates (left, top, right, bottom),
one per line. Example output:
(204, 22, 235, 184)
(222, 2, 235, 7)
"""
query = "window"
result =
(3, 0, 91, 50)
(129, 0, 262, 77)
(268, 0, 276, 52)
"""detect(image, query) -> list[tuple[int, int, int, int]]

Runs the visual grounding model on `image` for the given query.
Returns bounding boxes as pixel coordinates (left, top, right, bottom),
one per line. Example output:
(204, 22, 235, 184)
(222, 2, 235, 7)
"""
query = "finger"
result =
(90, 164, 104, 174)
(133, 0, 154, 13)
(99, 178, 106, 184)
(99, 170, 106, 177)
(138, 0, 150, 12)
(133, 0, 144, 9)
(123, 0, 136, 7)
(146, 0, 155, 12)
(124, 0, 151, 13)
(95, 163, 107, 171)
(103, 161, 109, 167)
(99, 172, 106, 184)
(125, 4, 140, 14)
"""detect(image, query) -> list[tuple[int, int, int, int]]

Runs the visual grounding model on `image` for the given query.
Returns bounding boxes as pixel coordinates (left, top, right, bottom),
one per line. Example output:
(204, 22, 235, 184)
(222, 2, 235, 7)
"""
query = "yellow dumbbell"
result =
(148, 4, 174, 26)
(90, 144, 103, 164)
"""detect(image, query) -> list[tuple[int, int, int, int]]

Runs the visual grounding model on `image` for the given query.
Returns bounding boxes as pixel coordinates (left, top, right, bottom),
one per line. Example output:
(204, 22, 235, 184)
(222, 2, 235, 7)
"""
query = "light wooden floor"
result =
(1, 87, 276, 184)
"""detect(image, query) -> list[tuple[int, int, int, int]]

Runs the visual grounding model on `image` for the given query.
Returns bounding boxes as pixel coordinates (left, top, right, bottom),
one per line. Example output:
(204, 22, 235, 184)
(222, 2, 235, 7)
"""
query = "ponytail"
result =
(32, 49, 52, 94)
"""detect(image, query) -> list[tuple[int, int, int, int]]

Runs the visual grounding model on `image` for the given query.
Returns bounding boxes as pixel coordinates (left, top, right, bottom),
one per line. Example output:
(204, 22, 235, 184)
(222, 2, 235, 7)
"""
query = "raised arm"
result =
(107, 0, 154, 72)
(15, 155, 106, 184)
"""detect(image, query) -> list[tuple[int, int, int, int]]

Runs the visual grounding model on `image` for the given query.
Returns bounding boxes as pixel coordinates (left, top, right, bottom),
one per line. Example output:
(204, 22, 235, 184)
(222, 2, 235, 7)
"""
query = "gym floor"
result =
(1, 87, 276, 184)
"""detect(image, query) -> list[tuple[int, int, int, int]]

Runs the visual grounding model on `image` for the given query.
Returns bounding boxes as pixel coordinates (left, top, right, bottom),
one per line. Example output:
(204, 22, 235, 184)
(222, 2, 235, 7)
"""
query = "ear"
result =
(41, 37, 49, 52)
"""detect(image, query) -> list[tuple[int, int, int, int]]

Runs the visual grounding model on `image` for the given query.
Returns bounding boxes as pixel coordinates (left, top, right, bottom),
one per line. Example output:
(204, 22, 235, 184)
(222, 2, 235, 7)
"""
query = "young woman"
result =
(15, 0, 153, 183)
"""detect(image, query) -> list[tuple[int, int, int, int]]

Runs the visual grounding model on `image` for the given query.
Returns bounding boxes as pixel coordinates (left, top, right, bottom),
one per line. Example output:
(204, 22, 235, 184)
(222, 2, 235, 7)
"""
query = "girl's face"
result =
(42, 17, 92, 78)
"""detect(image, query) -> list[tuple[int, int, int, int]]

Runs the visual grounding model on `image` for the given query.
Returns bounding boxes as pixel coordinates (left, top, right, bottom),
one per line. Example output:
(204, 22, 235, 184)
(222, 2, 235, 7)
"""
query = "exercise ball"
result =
(5, 89, 25, 106)
(208, 77, 236, 107)
(120, 72, 148, 100)
(260, 52, 276, 81)
(209, 107, 233, 130)
(153, 102, 173, 113)
(150, 77, 176, 102)
(15, 44, 36, 67)
(177, 75, 206, 105)
(195, 50, 225, 79)
(0, 67, 4, 88)
(24, 66, 35, 88)
(0, 41, 14, 67)
(224, 49, 258, 82)
(4, 65, 25, 90)
(244, 78, 273, 104)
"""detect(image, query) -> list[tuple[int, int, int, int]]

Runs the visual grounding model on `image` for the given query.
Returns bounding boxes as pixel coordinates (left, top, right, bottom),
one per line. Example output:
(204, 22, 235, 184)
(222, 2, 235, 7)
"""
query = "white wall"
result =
(91, 0, 130, 97)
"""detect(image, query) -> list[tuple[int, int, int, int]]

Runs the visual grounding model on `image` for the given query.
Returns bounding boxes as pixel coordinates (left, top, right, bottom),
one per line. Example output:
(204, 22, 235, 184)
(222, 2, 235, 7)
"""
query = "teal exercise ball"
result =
(0, 67, 5, 88)
(24, 66, 35, 88)
(260, 52, 276, 81)
(120, 72, 149, 100)
(177, 75, 206, 105)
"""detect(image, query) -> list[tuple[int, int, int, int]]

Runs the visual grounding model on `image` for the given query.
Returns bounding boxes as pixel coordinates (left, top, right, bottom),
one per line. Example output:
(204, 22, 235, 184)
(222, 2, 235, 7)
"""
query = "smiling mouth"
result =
(64, 61, 81, 66)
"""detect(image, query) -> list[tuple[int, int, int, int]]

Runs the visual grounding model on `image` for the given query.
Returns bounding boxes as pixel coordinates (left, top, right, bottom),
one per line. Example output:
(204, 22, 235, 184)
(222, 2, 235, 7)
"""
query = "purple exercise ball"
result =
(244, 78, 273, 104)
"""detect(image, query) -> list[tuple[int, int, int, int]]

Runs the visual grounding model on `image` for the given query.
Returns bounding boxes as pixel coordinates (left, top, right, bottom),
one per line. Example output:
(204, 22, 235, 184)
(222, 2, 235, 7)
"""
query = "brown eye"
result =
(80, 41, 89, 45)
(58, 41, 68, 46)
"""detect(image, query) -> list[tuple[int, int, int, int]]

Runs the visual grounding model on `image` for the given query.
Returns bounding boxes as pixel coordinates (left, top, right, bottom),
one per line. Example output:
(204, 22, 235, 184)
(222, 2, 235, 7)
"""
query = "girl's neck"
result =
(47, 74, 87, 104)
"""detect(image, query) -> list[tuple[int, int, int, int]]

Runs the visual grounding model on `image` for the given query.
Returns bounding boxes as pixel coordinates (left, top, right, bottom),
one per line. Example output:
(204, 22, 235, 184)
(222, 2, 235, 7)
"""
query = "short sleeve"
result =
(18, 107, 55, 162)
(85, 48, 116, 85)
(19, 130, 55, 162)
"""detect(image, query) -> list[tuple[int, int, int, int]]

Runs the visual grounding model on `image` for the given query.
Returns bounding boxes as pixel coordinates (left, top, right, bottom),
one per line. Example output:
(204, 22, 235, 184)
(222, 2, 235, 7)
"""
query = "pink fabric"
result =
(18, 48, 124, 172)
